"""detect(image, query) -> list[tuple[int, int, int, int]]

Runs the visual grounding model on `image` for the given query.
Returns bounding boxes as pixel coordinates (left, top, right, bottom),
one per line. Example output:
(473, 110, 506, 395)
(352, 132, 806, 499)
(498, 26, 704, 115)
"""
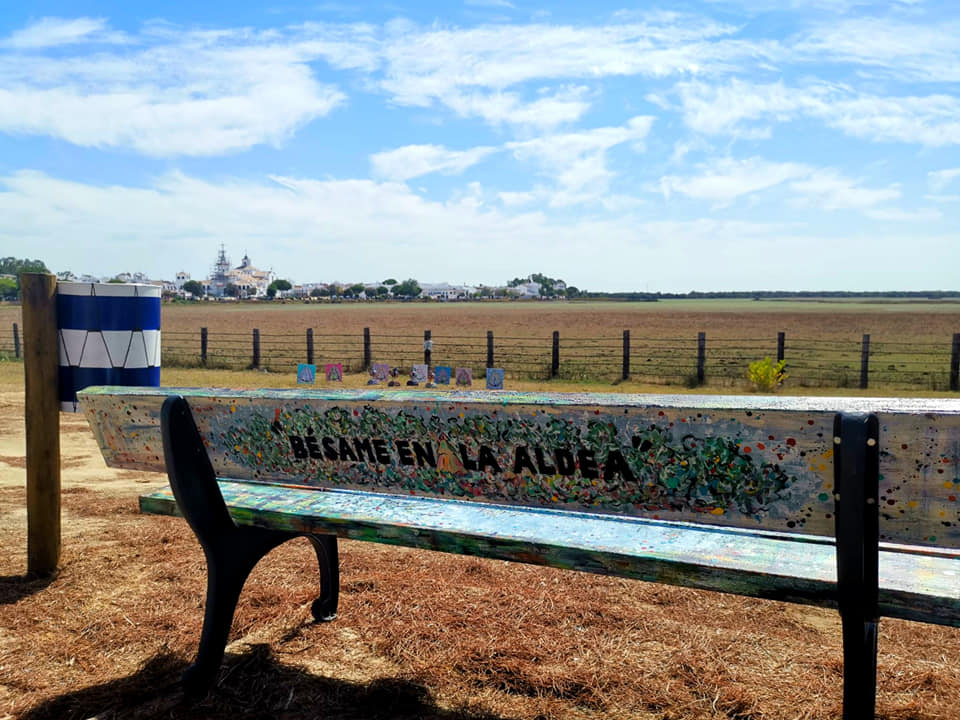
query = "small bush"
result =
(747, 357, 787, 392)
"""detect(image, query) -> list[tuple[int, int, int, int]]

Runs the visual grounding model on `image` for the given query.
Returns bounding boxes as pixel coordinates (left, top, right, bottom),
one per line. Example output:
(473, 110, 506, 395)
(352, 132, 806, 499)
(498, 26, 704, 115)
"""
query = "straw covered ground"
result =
(1, 363, 959, 719)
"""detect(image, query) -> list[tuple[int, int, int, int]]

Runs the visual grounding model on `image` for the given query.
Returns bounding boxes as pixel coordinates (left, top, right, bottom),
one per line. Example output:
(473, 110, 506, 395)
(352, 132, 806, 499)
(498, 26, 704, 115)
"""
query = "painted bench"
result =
(79, 387, 960, 718)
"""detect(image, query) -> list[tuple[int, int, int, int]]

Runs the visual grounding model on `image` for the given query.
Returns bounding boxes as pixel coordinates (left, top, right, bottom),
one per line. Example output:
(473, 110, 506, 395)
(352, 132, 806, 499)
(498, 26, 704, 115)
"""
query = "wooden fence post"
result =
(487, 331, 494, 368)
(252, 329, 260, 369)
(622, 330, 630, 381)
(860, 334, 870, 390)
(777, 331, 785, 364)
(13, 322, 20, 359)
(306, 329, 314, 365)
(424, 329, 432, 366)
(21, 273, 60, 576)
(200, 327, 208, 367)
(951, 333, 960, 392)
(551, 331, 559, 378)
(697, 332, 706, 386)
(363, 328, 371, 370)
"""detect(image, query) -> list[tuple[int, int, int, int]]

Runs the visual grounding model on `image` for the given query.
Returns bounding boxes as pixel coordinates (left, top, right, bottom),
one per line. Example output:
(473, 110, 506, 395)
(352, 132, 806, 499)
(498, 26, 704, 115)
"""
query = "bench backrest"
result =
(79, 387, 960, 549)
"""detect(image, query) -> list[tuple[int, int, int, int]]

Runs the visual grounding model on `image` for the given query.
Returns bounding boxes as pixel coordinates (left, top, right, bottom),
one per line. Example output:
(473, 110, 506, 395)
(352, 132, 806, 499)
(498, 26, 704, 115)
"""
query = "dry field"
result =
(1, 361, 960, 719)
(4, 297, 960, 342)
(123, 298, 960, 342)
(6, 298, 960, 389)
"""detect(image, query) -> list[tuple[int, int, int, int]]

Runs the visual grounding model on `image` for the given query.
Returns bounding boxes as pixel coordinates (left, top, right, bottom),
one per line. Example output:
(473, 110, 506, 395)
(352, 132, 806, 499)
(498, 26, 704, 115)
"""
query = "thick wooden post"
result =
(306, 329, 314, 365)
(200, 327, 208, 367)
(21, 273, 60, 576)
(951, 333, 960, 392)
(363, 328, 371, 370)
(252, 329, 261, 369)
(622, 330, 630, 381)
(859, 334, 870, 390)
(551, 331, 559, 378)
(424, 330, 432, 366)
(13, 322, 20, 359)
(697, 332, 706, 386)
(487, 331, 494, 368)
(777, 331, 785, 364)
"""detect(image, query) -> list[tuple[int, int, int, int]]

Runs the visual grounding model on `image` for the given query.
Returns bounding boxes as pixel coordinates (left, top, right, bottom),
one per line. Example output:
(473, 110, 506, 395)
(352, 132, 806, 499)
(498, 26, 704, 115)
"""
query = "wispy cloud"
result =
(674, 79, 960, 146)
(371, 144, 497, 180)
(1, 17, 127, 49)
(8, 168, 931, 292)
(657, 157, 810, 204)
(792, 17, 960, 82)
(655, 158, 911, 219)
(788, 169, 900, 210)
(375, 14, 772, 128)
(506, 116, 654, 205)
(0, 25, 351, 155)
(465, 0, 516, 8)
(928, 168, 960, 192)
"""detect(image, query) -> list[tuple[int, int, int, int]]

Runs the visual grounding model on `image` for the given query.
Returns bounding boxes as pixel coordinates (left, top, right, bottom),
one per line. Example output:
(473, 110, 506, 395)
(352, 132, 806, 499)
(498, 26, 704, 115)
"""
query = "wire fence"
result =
(3, 323, 959, 390)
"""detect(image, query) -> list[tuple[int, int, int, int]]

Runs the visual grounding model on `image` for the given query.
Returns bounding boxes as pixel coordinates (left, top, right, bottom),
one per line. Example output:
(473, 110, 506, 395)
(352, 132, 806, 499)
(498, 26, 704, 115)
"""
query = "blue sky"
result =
(1, 1, 958, 292)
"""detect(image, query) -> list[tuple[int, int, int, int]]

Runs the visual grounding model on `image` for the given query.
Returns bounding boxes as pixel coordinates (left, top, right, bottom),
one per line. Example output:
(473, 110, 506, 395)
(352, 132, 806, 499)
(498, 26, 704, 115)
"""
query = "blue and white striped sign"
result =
(56, 282, 161, 412)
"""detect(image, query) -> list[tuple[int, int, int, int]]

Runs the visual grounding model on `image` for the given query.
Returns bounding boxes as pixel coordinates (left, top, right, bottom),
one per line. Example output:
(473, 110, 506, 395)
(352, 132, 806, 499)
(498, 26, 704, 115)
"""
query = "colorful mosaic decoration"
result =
(79, 387, 960, 548)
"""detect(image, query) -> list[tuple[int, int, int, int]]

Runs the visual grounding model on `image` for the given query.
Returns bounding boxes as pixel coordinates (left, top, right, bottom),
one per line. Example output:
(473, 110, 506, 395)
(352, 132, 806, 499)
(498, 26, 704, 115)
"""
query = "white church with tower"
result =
(178, 246, 275, 298)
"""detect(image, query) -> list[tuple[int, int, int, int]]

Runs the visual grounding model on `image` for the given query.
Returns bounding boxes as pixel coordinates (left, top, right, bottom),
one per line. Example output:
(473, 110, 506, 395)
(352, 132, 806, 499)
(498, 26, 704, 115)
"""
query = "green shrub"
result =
(747, 357, 787, 392)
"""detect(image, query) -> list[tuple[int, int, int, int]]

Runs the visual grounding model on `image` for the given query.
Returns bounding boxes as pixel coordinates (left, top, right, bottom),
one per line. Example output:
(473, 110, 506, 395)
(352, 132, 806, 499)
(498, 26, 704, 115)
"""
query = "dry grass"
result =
(6, 298, 960, 388)
(155, 299, 960, 343)
(6, 297, 960, 343)
(2, 488, 959, 720)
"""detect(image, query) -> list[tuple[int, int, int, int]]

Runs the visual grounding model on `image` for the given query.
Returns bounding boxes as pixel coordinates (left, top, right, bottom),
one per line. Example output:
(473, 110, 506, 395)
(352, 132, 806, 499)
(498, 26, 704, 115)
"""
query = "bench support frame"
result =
(834, 412, 880, 720)
(160, 395, 886, 715)
(161, 396, 340, 697)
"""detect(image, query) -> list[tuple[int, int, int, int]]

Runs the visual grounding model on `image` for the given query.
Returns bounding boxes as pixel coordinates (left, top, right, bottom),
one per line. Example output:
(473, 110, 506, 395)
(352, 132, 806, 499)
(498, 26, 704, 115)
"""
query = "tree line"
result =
(3, 258, 958, 302)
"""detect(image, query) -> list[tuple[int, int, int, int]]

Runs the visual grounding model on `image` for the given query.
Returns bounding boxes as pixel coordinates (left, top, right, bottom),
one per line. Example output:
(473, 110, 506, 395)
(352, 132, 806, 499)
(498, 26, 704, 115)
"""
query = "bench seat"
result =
(140, 480, 960, 627)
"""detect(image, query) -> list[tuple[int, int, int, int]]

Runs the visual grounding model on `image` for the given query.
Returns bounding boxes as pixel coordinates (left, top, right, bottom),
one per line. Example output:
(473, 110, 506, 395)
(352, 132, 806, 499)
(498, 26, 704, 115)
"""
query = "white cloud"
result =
(370, 144, 497, 181)
(793, 17, 960, 82)
(928, 168, 960, 192)
(788, 169, 900, 210)
(441, 86, 592, 129)
(925, 194, 960, 204)
(675, 79, 960, 147)
(827, 94, 960, 147)
(657, 157, 810, 204)
(497, 190, 541, 206)
(505, 116, 654, 205)
(865, 207, 941, 222)
(2, 17, 126, 48)
(655, 158, 909, 218)
(465, 0, 516, 8)
(0, 26, 350, 155)
(1, 169, 955, 292)
(377, 14, 774, 127)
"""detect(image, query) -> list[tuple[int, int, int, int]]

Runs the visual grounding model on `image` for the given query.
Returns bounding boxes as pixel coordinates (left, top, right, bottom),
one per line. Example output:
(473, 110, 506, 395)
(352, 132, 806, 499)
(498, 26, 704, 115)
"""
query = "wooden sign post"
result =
(21, 273, 60, 576)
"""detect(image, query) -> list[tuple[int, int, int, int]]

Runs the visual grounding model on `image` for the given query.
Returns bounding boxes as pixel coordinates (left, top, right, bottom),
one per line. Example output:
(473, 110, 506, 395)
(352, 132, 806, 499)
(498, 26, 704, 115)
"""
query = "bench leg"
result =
(840, 612, 878, 720)
(307, 534, 339, 621)
(161, 395, 342, 697)
(833, 413, 880, 720)
(184, 526, 291, 698)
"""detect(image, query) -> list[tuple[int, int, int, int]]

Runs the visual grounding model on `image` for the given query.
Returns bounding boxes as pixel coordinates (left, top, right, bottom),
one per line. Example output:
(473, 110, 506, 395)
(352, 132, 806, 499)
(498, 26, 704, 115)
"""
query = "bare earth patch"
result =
(1, 378, 958, 719)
